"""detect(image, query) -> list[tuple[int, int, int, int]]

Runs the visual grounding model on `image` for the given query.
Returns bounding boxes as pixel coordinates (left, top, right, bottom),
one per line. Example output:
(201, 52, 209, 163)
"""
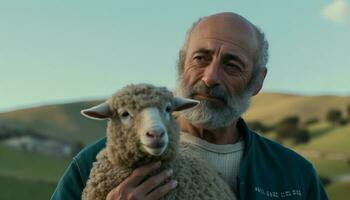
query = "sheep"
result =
(81, 83, 235, 200)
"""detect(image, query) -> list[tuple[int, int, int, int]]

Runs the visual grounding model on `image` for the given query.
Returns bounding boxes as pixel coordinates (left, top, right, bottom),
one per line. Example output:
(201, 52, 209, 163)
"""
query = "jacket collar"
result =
(236, 117, 253, 157)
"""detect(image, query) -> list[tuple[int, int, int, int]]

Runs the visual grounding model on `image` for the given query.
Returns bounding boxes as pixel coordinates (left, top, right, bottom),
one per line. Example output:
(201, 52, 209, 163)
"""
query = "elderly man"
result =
(51, 12, 328, 200)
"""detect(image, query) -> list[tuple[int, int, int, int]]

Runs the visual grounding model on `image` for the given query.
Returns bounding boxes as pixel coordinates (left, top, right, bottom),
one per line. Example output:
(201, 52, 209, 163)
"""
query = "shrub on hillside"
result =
(326, 109, 343, 125)
(280, 116, 300, 125)
(304, 117, 319, 126)
(339, 118, 349, 125)
(293, 129, 310, 144)
(275, 116, 300, 139)
(275, 116, 310, 144)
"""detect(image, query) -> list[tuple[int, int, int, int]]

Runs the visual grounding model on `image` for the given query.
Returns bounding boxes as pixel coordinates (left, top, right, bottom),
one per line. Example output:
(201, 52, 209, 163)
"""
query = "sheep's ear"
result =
(173, 97, 200, 111)
(81, 102, 112, 120)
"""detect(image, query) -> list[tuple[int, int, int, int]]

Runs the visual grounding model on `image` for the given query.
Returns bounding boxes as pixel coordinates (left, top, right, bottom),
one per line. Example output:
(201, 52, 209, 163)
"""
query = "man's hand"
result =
(106, 162, 177, 200)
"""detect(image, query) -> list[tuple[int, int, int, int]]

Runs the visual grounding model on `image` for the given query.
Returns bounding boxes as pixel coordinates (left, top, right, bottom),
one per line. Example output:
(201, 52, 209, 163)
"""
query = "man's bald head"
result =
(178, 12, 268, 90)
(192, 12, 259, 55)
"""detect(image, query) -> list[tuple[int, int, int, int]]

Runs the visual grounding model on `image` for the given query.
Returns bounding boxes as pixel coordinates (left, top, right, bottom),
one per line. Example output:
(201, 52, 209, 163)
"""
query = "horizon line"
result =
(1, 89, 349, 113)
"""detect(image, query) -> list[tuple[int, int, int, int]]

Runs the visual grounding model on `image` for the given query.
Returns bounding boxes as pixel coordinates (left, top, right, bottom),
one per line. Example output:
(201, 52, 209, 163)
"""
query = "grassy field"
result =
(327, 182, 350, 200)
(0, 144, 70, 182)
(298, 124, 350, 155)
(0, 144, 70, 200)
(307, 158, 350, 178)
(3, 140, 349, 200)
(0, 175, 56, 200)
(260, 122, 350, 199)
(301, 123, 350, 199)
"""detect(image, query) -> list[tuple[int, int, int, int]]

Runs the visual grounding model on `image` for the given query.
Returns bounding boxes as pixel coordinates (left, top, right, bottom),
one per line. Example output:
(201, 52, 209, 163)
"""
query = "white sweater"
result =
(180, 132, 244, 195)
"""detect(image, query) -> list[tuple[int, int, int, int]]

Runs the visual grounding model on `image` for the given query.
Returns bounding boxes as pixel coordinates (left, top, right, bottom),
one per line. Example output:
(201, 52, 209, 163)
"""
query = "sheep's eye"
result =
(117, 108, 133, 127)
(165, 105, 172, 113)
(121, 111, 129, 118)
(117, 108, 131, 119)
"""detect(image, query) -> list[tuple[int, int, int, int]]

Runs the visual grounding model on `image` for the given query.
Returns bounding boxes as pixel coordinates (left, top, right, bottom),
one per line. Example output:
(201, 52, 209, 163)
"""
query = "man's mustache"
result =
(189, 82, 229, 104)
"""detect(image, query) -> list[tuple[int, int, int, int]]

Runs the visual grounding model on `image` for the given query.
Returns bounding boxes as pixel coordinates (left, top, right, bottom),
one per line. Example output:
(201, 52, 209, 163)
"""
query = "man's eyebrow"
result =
(192, 48, 213, 55)
(223, 54, 246, 67)
(191, 48, 246, 67)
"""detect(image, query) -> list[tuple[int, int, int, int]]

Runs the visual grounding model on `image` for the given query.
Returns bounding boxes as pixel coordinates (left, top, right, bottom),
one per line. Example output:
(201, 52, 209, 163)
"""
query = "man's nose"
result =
(202, 59, 221, 87)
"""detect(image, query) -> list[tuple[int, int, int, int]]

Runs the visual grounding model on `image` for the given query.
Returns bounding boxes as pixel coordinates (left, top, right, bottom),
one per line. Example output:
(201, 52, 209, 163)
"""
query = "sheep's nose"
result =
(146, 128, 165, 141)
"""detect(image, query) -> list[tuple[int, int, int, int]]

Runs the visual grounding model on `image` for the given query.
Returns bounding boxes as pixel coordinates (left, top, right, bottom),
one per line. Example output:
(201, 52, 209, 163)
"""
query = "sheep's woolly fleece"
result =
(82, 83, 235, 200)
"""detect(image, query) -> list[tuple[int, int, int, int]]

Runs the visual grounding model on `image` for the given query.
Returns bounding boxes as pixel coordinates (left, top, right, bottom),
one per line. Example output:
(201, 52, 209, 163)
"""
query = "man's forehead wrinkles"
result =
(190, 37, 250, 60)
(191, 22, 258, 56)
(200, 36, 250, 52)
(203, 37, 248, 52)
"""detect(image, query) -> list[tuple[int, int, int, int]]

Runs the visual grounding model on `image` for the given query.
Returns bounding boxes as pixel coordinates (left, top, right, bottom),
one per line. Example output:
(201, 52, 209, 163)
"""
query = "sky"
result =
(1, 0, 349, 112)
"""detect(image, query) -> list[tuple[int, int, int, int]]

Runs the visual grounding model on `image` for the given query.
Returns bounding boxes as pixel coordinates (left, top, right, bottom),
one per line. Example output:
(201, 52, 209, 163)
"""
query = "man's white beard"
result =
(175, 77, 252, 130)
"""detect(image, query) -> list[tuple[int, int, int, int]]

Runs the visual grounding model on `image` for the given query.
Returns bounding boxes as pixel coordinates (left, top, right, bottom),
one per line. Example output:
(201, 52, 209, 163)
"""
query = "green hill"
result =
(1, 92, 349, 145)
(244, 92, 350, 125)
(0, 101, 106, 145)
(298, 123, 350, 155)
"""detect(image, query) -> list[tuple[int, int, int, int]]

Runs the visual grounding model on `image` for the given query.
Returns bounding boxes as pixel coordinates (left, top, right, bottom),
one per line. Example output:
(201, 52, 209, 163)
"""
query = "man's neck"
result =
(177, 116, 241, 145)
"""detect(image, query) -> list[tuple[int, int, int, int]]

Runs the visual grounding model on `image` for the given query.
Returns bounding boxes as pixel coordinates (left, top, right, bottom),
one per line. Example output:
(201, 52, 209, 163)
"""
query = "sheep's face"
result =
(116, 103, 172, 156)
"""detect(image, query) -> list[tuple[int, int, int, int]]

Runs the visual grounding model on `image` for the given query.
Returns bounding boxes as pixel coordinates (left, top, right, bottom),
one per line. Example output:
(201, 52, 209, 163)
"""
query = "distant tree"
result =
(326, 109, 343, 125)
(280, 116, 300, 125)
(347, 104, 350, 119)
(293, 129, 310, 144)
(275, 116, 311, 144)
(339, 118, 348, 125)
(275, 116, 300, 140)
(0, 126, 22, 140)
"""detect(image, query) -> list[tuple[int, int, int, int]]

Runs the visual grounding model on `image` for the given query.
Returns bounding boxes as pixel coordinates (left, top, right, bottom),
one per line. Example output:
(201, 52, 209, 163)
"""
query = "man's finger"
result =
(135, 169, 173, 195)
(145, 180, 178, 200)
(124, 161, 161, 186)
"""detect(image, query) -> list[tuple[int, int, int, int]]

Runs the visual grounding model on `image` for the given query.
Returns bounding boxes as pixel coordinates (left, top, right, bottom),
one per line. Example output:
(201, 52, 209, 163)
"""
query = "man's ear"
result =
(252, 67, 267, 96)
(81, 102, 112, 120)
(173, 97, 200, 111)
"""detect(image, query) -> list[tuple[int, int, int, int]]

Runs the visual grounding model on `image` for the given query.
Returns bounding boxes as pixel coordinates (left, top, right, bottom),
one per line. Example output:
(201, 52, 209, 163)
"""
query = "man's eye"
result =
(224, 63, 243, 75)
(193, 54, 210, 62)
(227, 63, 238, 68)
(226, 63, 242, 70)
(194, 55, 204, 60)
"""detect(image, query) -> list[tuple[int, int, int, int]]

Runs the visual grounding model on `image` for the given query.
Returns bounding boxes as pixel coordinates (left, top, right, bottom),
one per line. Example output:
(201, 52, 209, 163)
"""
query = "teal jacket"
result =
(51, 119, 328, 199)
